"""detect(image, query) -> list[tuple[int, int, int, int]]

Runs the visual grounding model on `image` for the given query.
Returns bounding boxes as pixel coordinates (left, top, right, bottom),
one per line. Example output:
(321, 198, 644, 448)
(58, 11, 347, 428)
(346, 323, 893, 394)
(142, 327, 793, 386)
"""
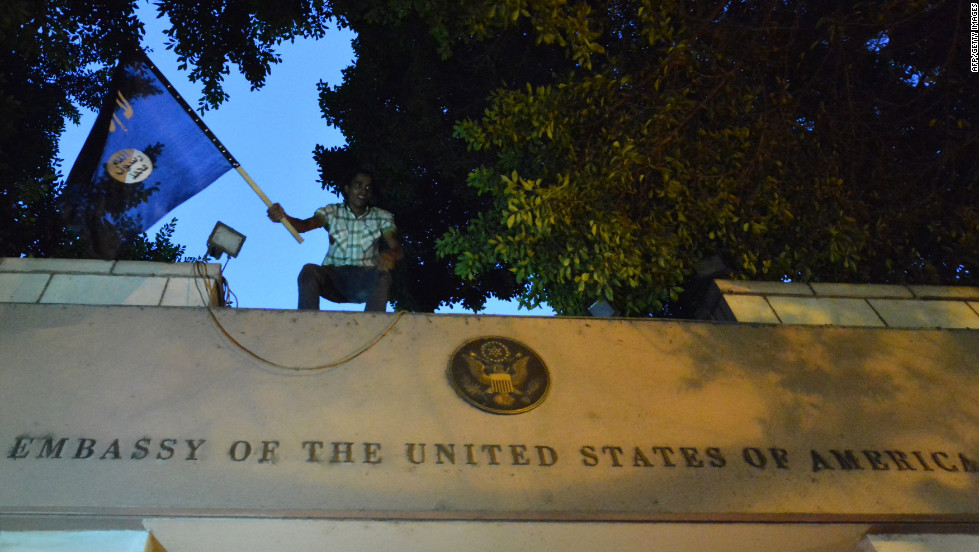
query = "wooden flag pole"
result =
(235, 166, 304, 244)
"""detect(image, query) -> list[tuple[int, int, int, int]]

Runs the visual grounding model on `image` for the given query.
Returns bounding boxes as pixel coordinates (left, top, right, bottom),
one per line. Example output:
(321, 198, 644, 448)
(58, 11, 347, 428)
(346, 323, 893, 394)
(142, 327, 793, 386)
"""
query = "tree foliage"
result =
(323, 0, 977, 315)
(316, 0, 576, 312)
(0, 0, 331, 261)
(5, 1, 975, 311)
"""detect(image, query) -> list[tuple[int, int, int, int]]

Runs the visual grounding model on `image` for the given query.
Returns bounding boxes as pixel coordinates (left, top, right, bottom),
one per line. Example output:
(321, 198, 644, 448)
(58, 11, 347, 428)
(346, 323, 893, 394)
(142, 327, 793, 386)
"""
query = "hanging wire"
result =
(192, 261, 404, 371)
(218, 256, 239, 307)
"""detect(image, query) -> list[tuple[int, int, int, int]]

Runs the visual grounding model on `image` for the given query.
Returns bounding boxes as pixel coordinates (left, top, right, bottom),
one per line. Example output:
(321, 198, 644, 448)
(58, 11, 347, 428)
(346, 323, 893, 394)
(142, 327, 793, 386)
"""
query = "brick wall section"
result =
(707, 279, 979, 329)
(0, 257, 223, 307)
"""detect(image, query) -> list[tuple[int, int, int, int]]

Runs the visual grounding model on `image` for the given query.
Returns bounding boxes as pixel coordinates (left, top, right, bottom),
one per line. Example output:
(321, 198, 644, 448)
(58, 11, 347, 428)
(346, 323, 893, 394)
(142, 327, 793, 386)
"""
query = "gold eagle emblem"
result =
(462, 340, 531, 406)
(448, 337, 550, 414)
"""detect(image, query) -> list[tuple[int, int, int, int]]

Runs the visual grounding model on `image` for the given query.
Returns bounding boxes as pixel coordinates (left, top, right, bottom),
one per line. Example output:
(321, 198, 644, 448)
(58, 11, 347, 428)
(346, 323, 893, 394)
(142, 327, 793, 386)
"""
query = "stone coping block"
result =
(711, 280, 979, 329)
(40, 274, 169, 307)
(716, 294, 780, 324)
(768, 296, 885, 327)
(715, 279, 977, 301)
(714, 279, 814, 296)
(870, 299, 980, 330)
(908, 285, 979, 300)
(809, 283, 914, 299)
(0, 257, 115, 274)
(0, 257, 219, 277)
(0, 258, 223, 308)
(111, 260, 220, 277)
(0, 273, 51, 303)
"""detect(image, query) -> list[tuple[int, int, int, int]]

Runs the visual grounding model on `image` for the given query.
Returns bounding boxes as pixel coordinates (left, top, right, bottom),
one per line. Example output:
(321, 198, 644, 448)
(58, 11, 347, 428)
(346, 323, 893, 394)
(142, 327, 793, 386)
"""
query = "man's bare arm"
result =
(377, 230, 404, 271)
(267, 203, 324, 233)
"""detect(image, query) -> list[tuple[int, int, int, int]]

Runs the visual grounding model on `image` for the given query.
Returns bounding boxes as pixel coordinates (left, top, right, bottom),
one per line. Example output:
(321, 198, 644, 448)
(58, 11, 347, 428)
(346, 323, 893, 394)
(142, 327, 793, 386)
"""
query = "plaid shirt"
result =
(315, 203, 396, 267)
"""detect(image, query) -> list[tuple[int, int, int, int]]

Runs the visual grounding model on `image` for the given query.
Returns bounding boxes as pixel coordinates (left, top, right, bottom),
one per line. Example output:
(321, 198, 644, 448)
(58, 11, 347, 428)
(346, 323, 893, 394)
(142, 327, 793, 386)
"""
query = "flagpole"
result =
(235, 166, 303, 243)
(139, 50, 303, 244)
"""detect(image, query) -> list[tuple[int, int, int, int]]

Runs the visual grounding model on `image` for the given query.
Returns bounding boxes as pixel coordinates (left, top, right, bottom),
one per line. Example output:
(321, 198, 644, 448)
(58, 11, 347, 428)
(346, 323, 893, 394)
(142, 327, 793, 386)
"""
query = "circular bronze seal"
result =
(448, 336, 550, 414)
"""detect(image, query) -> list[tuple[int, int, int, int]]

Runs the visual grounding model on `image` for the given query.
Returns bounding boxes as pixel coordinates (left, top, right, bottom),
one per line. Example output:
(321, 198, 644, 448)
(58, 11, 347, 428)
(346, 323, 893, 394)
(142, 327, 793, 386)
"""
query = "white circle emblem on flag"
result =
(105, 148, 153, 184)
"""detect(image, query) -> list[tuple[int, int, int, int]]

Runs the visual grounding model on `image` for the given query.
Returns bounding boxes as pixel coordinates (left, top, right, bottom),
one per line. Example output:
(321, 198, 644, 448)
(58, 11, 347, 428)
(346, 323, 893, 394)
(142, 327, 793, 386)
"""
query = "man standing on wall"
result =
(267, 170, 403, 311)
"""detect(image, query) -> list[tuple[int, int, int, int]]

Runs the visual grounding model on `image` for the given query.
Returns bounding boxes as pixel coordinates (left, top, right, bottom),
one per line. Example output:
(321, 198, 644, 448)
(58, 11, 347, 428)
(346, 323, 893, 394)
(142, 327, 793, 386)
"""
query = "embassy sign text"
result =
(6, 435, 978, 475)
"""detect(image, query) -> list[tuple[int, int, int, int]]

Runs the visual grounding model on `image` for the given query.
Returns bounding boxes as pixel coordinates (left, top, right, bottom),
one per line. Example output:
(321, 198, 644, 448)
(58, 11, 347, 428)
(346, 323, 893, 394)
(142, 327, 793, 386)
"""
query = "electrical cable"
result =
(191, 261, 404, 371)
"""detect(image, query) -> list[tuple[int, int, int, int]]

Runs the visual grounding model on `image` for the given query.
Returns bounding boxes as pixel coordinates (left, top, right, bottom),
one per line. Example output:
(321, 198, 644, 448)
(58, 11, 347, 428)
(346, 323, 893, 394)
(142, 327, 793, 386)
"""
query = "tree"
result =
(1, 1, 141, 257)
(321, 0, 977, 315)
(0, 0, 332, 261)
(316, 0, 577, 312)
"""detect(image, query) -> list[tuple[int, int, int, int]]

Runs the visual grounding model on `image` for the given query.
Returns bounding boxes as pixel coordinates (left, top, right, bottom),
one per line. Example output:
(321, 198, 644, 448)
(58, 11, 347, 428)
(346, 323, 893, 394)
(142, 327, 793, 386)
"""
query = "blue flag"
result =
(64, 50, 235, 244)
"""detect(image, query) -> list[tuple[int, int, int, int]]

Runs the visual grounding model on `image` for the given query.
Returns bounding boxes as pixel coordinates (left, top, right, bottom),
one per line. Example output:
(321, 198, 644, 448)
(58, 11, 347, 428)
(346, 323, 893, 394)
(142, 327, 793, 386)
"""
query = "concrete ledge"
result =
(0, 257, 115, 274)
(870, 298, 979, 329)
(0, 258, 222, 308)
(908, 285, 979, 300)
(111, 260, 211, 277)
(714, 280, 814, 296)
(41, 274, 170, 306)
(0, 273, 51, 303)
(709, 280, 978, 329)
(808, 283, 914, 299)
(768, 296, 885, 327)
(717, 294, 780, 324)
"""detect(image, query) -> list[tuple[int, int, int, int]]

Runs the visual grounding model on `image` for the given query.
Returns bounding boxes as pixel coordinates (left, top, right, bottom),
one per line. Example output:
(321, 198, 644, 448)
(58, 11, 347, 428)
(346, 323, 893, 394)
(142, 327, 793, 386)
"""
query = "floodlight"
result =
(206, 221, 246, 259)
(588, 299, 619, 318)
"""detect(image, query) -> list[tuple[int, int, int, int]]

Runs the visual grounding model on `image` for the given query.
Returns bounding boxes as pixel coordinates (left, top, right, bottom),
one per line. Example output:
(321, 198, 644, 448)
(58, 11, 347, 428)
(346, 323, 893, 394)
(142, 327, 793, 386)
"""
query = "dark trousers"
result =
(298, 264, 391, 312)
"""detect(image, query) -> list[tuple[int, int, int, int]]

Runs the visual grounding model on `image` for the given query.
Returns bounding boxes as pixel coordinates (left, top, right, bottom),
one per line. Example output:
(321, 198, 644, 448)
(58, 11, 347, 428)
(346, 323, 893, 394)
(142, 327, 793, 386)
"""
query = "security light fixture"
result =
(588, 299, 619, 318)
(206, 221, 246, 259)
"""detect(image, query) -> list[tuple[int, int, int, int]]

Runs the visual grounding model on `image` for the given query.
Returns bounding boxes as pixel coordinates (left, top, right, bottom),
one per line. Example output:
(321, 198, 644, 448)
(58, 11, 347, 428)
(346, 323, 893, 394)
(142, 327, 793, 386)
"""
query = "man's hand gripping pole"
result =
(236, 166, 303, 243)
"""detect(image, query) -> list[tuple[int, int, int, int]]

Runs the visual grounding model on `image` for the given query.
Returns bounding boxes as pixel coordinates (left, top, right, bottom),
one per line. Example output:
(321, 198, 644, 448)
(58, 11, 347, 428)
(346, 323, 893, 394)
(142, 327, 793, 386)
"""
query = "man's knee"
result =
(298, 263, 321, 285)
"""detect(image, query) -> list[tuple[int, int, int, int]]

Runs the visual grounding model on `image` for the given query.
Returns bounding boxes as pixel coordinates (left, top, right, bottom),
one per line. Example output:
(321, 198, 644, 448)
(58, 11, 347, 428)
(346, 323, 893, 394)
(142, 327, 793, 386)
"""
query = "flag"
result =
(63, 49, 237, 255)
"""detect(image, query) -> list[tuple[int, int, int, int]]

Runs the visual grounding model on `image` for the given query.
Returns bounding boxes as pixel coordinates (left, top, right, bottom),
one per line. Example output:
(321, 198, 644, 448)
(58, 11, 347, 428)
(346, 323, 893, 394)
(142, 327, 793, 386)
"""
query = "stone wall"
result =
(706, 279, 978, 329)
(0, 260, 976, 551)
(0, 257, 223, 308)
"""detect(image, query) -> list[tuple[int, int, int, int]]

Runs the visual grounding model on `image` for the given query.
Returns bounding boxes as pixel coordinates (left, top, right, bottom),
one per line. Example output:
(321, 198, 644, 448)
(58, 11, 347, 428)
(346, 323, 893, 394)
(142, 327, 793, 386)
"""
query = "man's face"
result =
(344, 173, 373, 213)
